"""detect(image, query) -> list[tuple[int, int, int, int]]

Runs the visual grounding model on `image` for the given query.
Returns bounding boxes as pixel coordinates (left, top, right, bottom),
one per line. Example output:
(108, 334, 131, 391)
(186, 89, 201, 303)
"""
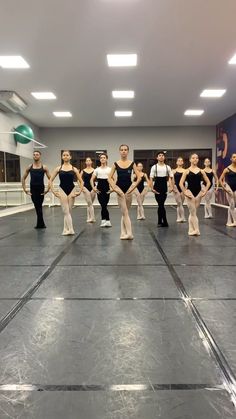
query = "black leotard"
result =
(30, 165, 45, 187)
(174, 171, 183, 193)
(59, 169, 75, 195)
(186, 171, 202, 197)
(82, 171, 93, 192)
(115, 162, 134, 193)
(203, 171, 214, 188)
(134, 174, 145, 193)
(226, 167, 236, 192)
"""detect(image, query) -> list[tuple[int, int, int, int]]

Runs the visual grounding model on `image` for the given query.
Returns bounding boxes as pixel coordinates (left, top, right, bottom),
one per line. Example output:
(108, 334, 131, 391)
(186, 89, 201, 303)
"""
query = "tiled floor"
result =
(0, 205, 235, 418)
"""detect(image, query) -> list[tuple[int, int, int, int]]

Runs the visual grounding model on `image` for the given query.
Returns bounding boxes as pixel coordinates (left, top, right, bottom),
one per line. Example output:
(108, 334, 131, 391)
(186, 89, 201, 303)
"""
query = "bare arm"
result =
(213, 169, 219, 190)
(108, 164, 124, 196)
(49, 167, 60, 197)
(219, 168, 232, 195)
(179, 170, 191, 197)
(222, 133, 228, 159)
(201, 170, 211, 196)
(90, 173, 98, 193)
(42, 165, 51, 194)
(21, 166, 31, 195)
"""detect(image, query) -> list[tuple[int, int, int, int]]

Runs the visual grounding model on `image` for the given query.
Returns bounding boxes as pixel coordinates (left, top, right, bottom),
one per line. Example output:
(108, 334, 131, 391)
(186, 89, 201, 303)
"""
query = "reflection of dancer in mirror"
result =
(50, 150, 83, 235)
(91, 153, 112, 228)
(202, 158, 219, 219)
(22, 150, 50, 229)
(172, 157, 186, 223)
(108, 145, 141, 240)
(179, 153, 210, 236)
(81, 157, 96, 223)
(219, 153, 236, 227)
(216, 128, 228, 177)
(150, 151, 174, 227)
(133, 162, 149, 220)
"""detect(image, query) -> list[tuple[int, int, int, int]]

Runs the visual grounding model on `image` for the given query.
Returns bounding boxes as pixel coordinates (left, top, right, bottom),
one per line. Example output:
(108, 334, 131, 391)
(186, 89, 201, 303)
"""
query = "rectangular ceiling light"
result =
(107, 54, 137, 67)
(31, 92, 56, 100)
(115, 111, 133, 117)
(200, 89, 226, 98)
(0, 56, 30, 68)
(184, 109, 204, 116)
(112, 90, 135, 98)
(228, 53, 236, 64)
(53, 111, 72, 117)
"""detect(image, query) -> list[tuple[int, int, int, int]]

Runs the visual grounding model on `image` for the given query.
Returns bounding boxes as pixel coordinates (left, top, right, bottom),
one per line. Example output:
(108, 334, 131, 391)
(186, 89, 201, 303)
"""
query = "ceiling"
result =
(1, 0, 236, 128)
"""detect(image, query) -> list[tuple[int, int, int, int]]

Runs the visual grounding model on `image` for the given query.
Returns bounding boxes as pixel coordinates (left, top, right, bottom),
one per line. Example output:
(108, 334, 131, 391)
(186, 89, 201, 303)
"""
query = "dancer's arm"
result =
(126, 163, 141, 194)
(180, 170, 192, 198)
(91, 172, 99, 193)
(42, 165, 51, 194)
(73, 168, 83, 196)
(167, 167, 174, 192)
(49, 167, 60, 197)
(201, 170, 211, 196)
(108, 165, 124, 196)
(149, 166, 159, 194)
(21, 165, 32, 195)
(141, 173, 150, 195)
(219, 168, 232, 196)
(213, 169, 219, 191)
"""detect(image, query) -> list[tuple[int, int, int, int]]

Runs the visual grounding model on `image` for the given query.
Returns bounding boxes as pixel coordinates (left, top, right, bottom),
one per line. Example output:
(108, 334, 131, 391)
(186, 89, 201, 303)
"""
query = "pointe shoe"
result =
(127, 235, 134, 240)
(137, 216, 142, 220)
(226, 222, 235, 227)
(120, 234, 129, 240)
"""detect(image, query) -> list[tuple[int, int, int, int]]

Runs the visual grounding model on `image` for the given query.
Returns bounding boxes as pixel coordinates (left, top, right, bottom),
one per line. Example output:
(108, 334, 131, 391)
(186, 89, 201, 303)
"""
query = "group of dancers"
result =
(22, 146, 236, 238)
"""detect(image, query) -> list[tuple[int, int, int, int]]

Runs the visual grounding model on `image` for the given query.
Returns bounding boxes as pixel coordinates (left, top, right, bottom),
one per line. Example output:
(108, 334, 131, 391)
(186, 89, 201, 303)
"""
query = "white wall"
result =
(39, 126, 216, 171)
(0, 111, 39, 159)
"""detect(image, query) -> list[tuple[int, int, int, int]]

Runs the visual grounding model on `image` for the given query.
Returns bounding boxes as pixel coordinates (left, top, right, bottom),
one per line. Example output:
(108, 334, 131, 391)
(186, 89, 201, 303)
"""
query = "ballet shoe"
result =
(226, 222, 235, 227)
(176, 219, 182, 223)
(120, 234, 129, 240)
(127, 235, 134, 240)
(137, 216, 142, 220)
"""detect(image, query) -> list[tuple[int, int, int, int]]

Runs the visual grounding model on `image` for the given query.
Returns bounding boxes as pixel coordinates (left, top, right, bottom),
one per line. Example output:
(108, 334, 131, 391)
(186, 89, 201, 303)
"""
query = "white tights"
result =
(83, 188, 96, 222)
(173, 188, 185, 222)
(117, 193, 133, 238)
(204, 186, 214, 218)
(59, 187, 75, 235)
(225, 185, 236, 225)
(134, 189, 146, 219)
(185, 191, 202, 235)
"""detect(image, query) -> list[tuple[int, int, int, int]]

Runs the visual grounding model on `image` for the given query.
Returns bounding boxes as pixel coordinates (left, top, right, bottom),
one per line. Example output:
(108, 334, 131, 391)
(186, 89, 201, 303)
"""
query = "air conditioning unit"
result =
(0, 91, 27, 113)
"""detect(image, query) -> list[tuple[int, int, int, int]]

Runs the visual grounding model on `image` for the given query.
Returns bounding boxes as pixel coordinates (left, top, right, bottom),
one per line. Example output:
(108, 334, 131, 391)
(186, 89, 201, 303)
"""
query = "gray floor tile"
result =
(0, 267, 47, 298)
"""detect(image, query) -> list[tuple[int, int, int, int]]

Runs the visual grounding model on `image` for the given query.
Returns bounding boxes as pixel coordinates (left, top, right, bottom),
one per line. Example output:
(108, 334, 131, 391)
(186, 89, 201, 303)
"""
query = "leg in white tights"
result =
(185, 191, 202, 235)
(83, 188, 96, 222)
(59, 187, 75, 235)
(225, 188, 236, 226)
(173, 189, 186, 222)
(117, 193, 133, 239)
(204, 186, 214, 218)
(134, 189, 145, 219)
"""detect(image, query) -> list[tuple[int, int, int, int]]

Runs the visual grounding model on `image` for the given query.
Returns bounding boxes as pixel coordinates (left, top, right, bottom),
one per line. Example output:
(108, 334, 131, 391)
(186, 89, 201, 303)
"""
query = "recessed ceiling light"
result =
(112, 91, 135, 99)
(31, 92, 56, 100)
(184, 109, 204, 116)
(115, 111, 133, 117)
(200, 89, 226, 98)
(0, 56, 30, 68)
(107, 54, 137, 67)
(228, 53, 236, 64)
(53, 111, 72, 117)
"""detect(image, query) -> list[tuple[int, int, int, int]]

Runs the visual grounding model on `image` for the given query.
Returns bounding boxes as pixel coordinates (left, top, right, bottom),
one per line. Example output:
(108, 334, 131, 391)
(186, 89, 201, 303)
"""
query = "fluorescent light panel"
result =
(53, 111, 72, 117)
(112, 90, 135, 98)
(115, 111, 133, 117)
(0, 56, 29, 68)
(31, 92, 56, 100)
(200, 89, 226, 98)
(107, 54, 137, 67)
(184, 109, 204, 116)
(228, 53, 236, 64)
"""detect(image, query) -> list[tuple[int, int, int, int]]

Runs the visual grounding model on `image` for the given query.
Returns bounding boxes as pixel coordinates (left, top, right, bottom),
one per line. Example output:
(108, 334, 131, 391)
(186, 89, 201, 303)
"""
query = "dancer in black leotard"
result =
(133, 162, 149, 220)
(202, 158, 218, 219)
(81, 157, 96, 223)
(108, 144, 141, 239)
(150, 152, 174, 227)
(22, 150, 50, 229)
(91, 153, 112, 227)
(180, 153, 210, 236)
(50, 150, 83, 235)
(219, 153, 236, 227)
(172, 157, 186, 223)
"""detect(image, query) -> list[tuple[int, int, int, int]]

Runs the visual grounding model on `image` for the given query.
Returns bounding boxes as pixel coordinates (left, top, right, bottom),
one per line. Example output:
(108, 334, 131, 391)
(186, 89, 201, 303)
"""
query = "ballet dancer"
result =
(172, 157, 186, 223)
(108, 144, 141, 240)
(150, 151, 174, 227)
(179, 153, 210, 236)
(91, 153, 112, 227)
(22, 150, 50, 229)
(133, 162, 149, 220)
(49, 150, 83, 235)
(219, 152, 236, 227)
(202, 158, 219, 219)
(81, 157, 96, 223)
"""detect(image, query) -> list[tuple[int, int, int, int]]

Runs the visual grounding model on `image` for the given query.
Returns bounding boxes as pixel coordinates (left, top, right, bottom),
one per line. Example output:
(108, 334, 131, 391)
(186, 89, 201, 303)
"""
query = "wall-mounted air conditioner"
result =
(0, 91, 27, 113)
